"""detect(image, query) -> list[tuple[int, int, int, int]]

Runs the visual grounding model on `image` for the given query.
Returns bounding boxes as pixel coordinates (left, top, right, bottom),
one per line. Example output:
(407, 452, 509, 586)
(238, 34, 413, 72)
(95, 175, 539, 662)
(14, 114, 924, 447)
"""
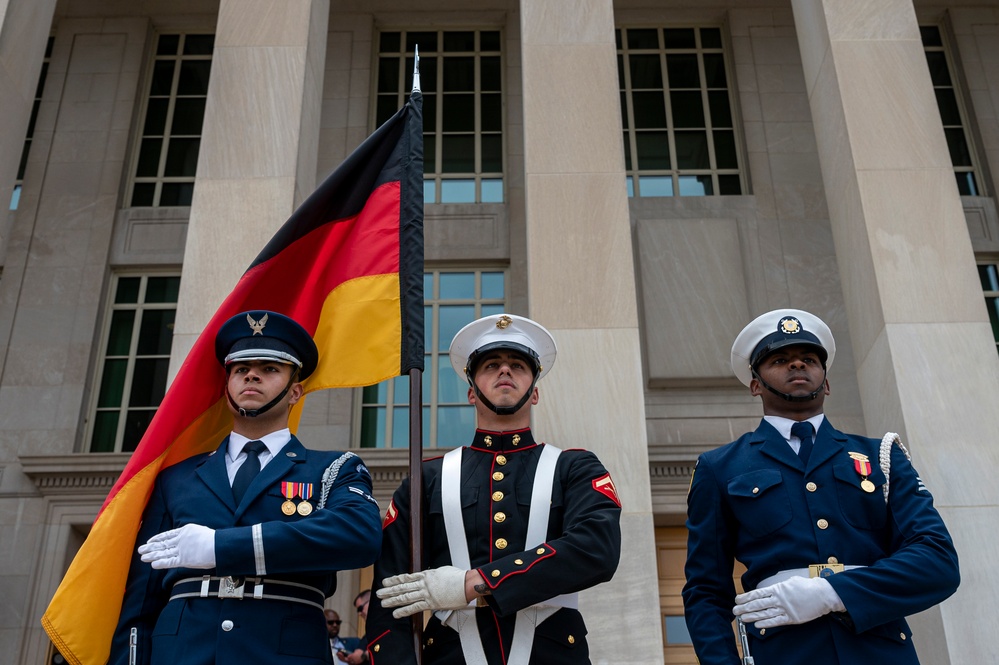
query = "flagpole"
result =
(407, 45, 425, 665)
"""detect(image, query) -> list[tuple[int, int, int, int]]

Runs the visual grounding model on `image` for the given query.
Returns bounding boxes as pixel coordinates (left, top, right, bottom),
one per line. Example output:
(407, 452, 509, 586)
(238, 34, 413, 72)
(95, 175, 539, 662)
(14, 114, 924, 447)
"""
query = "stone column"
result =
(169, 0, 329, 376)
(0, 0, 57, 240)
(791, 2, 999, 663)
(519, 1, 663, 662)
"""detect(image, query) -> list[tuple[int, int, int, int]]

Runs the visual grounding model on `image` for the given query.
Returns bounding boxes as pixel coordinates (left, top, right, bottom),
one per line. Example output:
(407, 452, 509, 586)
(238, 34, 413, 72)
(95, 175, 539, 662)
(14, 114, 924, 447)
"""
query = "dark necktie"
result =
(232, 440, 267, 505)
(791, 421, 814, 467)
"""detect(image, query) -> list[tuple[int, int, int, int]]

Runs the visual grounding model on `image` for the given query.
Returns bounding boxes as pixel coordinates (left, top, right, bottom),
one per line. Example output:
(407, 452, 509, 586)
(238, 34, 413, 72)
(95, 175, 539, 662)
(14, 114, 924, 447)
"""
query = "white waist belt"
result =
(758, 565, 865, 588)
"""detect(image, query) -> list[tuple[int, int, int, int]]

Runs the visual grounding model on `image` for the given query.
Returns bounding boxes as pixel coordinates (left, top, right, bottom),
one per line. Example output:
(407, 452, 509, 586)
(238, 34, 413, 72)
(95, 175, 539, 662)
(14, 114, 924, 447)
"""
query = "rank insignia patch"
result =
(383, 499, 398, 528)
(592, 473, 622, 507)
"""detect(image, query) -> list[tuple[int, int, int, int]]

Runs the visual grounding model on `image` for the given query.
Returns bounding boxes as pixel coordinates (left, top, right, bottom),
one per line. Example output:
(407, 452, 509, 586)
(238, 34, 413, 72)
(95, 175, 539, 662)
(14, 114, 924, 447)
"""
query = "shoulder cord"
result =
(317, 451, 357, 509)
(878, 432, 911, 504)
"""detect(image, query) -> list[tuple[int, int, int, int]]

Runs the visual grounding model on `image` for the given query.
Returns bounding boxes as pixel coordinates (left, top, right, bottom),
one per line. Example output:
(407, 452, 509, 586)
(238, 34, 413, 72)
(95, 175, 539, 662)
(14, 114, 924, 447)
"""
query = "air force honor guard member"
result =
(682, 309, 959, 665)
(111, 311, 382, 665)
(364, 314, 622, 664)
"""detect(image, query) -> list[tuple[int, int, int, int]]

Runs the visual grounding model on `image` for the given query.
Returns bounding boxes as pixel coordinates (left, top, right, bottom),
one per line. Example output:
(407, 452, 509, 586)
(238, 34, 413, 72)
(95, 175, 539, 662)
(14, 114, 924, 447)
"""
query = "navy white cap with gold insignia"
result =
(215, 310, 319, 379)
(730, 309, 835, 386)
(449, 313, 557, 381)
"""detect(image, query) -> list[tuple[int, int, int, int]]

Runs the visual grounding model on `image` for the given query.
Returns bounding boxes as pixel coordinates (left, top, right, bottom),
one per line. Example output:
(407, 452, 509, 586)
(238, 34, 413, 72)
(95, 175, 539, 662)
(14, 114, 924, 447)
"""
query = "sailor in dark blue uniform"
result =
(682, 309, 959, 665)
(111, 310, 382, 665)
(364, 313, 622, 665)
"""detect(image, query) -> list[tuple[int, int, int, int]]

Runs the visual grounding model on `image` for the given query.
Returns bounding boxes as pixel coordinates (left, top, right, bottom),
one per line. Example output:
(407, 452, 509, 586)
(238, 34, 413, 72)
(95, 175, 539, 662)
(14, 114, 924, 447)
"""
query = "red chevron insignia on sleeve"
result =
(382, 499, 398, 529)
(592, 473, 621, 507)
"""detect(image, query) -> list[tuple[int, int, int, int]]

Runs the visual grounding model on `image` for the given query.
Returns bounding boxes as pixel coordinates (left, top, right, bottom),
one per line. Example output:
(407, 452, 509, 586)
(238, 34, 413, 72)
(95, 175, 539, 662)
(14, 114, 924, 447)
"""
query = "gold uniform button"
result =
(514, 559, 524, 565)
(426, 638, 433, 646)
(491, 569, 500, 578)
(760, 628, 766, 636)
(492, 491, 504, 502)
(817, 519, 829, 529)
(496, 455, 507, 465)
(900, 633, 906, 640)
(752, 487, 759, 494)
(495, 538, 508, 549)
(828, 556, 839, 564)
(806, 482, 817, 492)
(536, 547, 546, 554)
(568, 635, 575, 644)
(374, 645, 380, 652)
(494, 512, 506, 523)
(493, 472, 504, 481)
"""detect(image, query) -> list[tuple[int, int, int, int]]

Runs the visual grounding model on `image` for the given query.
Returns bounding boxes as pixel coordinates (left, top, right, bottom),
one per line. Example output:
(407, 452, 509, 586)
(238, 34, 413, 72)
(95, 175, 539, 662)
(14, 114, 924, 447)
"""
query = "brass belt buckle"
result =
(808, 563, 844, 578)
(218, 576, 245, 599)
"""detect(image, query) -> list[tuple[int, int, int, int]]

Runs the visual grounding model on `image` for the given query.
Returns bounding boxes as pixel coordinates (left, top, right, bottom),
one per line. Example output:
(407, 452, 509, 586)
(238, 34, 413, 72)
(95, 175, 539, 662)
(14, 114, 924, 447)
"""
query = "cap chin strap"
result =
(226, 369, 299, 418)
(751, 366, 827, 403)
(468, 373, 540, 416)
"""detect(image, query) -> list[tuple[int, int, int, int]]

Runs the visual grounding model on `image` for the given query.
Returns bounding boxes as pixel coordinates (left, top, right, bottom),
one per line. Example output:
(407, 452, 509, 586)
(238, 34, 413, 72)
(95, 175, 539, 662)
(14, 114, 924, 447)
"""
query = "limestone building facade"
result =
(2, 1, 998, 663)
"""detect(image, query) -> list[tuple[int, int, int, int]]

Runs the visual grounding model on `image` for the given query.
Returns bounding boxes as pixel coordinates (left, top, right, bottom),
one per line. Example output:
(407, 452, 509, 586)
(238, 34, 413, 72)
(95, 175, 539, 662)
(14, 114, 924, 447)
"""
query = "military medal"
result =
(850, 455, 876, 493)
(297, 482, 315, 515)
(297, 501, 313, 515)
(281, 481, 316, 514)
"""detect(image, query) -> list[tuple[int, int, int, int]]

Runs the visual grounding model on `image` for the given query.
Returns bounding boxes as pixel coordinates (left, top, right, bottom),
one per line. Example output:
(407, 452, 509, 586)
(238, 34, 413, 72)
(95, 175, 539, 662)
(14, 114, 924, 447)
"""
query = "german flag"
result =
(41, 90, 423, 665)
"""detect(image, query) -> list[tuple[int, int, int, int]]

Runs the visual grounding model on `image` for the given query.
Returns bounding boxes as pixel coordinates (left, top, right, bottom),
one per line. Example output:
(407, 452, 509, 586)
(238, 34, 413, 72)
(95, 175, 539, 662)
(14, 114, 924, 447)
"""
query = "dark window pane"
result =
(627, 29, 659, 50)
(708, 90, 733, 127)
(618, 54, 625, 86)
(157, 34, 180, 56)
(143, 98, 169, 135)
(664, 28, 696, 49)
(106, 310, 136, 355)
(378, 57, 400, 93)
(480, 31, 500, 51)
(443, 31, 475, 52)
(35, 61, 49, 97)
(89, 412, 119, 452)
(407, 32, 437, 53)
(701, 28, 722, 49)
(481, 93, 502, 132)
(27, 100, 40, 136)
(380, 32, 401, 53)
(150, 61, 176, 96)
(934, 88, 961, 126)
(416, 56, 436, 91)
(171, 98, 206, 135)
(424, 134, 436, 173)
(671, 91, 705, 128)
(481, 135, 502, 172)
(359, 406, 386, 448)
(944, 128, 972, 166)
(678, 174, 713, 196)
(441, 135, 475, 172)
(115, 277, 141, 304)
(675, 131, 710, 169)
(177, 60, 211, 95)
(636, 131, 670, 169)
(714, 130, 738, 169)
(17, 141, 29, 180)
(442, 94, 475, 132)
(986, 297, 999, 343)
(443, 57, 474, 92)
(924, 51, 951, 87)
(481, 56, 501, 91)
(129, 358, 170, 407)
(122, 410, 155, 452)
(703, 53, 728, 88)
(377, 95, 399, 127)
(146, 276, 181, 303)
(97, 359, 127, 407)
(183, 34, 215, 55)
(629, 54, 663, 89)
(159, 183, 194, 206)
(615, 29, 622, 50)
(623, 133, 632, 170)
(423, 94, 437, 132)
(667, 54, 700, 88)
(164, 138, 200, 176)
(978, 264, 999, 291)
(920, 26, 943, 47)
(632, 91, 667, 128)
(718, 174, 742, 195)
(956, 171, 979, 196)
(136, 138, 163, 177)
(131, 184, 155, 206)
(137, 310, 175, 355)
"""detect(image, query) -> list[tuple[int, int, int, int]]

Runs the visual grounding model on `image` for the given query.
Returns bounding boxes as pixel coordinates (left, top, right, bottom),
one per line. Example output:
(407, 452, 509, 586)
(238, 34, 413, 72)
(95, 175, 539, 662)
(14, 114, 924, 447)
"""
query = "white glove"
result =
(733, 576, 846, 628)
(377, 565, 469, 619)
(138, 524, 216, 570)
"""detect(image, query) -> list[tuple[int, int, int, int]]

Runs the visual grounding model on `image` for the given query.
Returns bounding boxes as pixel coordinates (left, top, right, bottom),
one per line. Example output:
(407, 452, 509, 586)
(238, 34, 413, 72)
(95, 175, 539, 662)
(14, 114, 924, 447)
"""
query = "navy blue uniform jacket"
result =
(365, 428, 622, 665)
(683, 418, 959, 665)
(111, 436, 382, 665)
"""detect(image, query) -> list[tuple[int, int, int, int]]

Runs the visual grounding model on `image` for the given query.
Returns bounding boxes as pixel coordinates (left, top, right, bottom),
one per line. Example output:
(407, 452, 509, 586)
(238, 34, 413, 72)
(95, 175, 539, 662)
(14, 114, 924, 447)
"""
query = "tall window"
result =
(921, 26, 981, 196)
(376, 30, 503, 204)
(130, 34, 214, 207)
(979, 262, 999, 353)
(617, 27, 742, 197)
(10, 36, 54, 211)
(88, 274, 180, 452)
(359, 269, 506, 448)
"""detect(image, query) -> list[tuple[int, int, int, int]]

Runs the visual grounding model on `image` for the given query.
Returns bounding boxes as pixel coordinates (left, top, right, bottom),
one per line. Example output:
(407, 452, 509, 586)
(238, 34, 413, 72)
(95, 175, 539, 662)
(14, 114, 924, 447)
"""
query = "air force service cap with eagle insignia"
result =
(730, 308, 835, 387)
(215, 310, 319, 379)
(449, 313, 557, 382)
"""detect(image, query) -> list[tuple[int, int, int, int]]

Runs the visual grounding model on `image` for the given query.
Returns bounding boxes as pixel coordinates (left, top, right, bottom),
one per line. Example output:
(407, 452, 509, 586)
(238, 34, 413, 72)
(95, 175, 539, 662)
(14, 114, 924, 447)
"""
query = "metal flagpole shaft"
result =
(408, 367, 424, 664)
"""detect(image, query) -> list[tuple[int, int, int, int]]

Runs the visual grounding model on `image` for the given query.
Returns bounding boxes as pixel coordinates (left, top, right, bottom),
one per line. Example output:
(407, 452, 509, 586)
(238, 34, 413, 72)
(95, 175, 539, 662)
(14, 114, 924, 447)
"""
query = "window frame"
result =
(10, 36, 54, 211)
